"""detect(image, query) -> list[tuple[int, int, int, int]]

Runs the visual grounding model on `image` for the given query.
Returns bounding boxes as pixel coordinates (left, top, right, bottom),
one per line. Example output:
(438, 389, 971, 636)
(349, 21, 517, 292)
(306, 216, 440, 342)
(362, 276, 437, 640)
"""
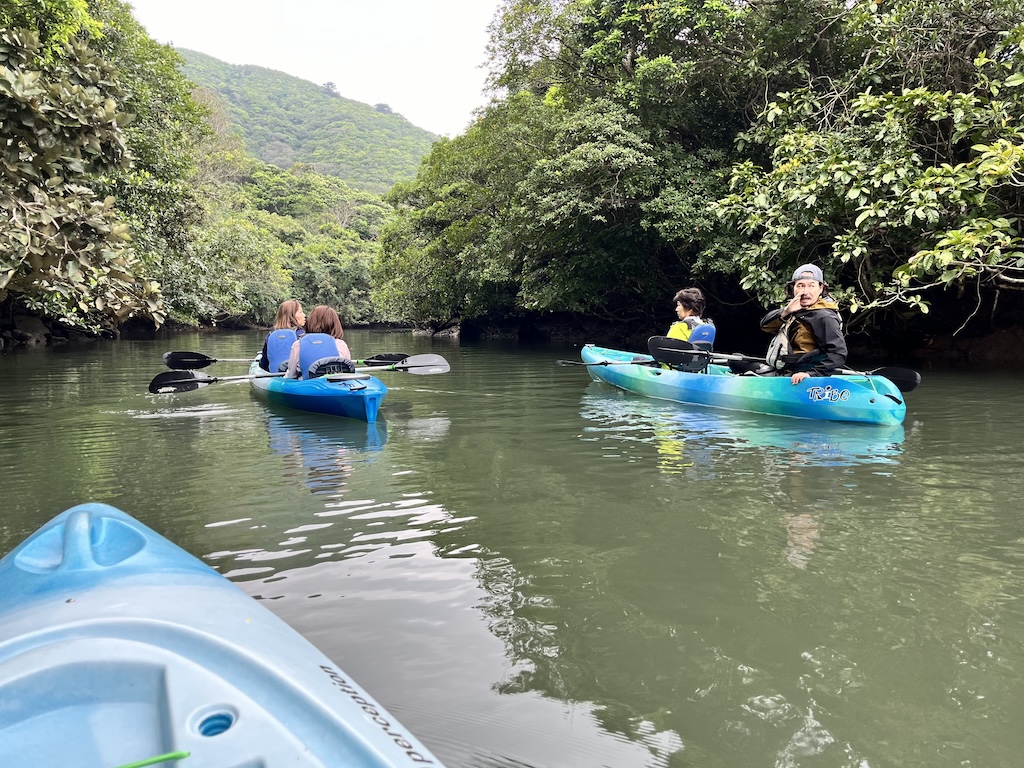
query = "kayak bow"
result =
(0, 503, 445, 767)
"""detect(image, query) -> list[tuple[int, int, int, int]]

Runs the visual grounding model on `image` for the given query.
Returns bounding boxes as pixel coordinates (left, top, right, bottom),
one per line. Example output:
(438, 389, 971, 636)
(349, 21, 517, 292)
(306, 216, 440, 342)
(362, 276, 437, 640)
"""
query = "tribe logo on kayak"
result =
(807, 385, 851, 402)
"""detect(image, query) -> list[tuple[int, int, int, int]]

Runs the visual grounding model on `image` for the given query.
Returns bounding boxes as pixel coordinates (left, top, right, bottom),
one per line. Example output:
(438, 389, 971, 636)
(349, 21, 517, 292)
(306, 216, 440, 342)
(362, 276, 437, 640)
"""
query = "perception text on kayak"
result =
(321, 665, 434, 764)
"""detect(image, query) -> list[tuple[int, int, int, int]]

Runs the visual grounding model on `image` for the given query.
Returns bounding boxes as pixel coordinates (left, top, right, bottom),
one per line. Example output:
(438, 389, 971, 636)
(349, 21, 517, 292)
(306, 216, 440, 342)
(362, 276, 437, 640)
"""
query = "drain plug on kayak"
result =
(195, 708, 237, 737)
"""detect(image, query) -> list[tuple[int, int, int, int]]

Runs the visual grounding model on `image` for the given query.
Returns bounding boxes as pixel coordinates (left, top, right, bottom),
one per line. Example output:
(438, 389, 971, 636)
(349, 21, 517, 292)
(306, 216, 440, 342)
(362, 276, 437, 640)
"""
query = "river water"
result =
(2, 329, 1023, 768)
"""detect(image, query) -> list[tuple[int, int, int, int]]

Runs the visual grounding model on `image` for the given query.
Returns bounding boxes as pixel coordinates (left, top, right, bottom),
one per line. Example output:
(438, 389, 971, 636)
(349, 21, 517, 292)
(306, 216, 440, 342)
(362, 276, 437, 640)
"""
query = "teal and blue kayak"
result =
(581, 344, 906, 425)
(248, 361, 388, 423)
(0, 503, 445, 768)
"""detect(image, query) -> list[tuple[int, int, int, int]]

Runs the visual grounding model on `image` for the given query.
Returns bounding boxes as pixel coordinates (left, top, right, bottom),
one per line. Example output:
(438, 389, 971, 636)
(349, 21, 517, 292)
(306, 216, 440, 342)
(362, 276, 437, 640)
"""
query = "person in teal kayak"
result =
(286, 305, 355, 379)
(760, 264, 848, 385)
(258, 300, 306, 372)
(667, 287, 707, 341)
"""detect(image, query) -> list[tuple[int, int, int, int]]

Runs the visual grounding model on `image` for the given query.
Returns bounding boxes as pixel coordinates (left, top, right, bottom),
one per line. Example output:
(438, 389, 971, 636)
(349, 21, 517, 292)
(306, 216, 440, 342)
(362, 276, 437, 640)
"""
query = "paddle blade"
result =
(163, 351, 217, 369)
(872, 367, 921, 393)
(360, 353, 410, 366)
(148, 370, 214, 394)
(163, 351, 254, 369)
(392, 353, 450, 375)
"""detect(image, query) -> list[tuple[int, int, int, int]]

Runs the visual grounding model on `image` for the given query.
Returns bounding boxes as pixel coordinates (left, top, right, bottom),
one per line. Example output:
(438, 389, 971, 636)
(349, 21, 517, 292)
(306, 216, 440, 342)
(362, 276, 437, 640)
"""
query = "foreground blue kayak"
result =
(0, 503, 445, 768)
(248, 361, 388, 423)
(581, 344, 906, 425)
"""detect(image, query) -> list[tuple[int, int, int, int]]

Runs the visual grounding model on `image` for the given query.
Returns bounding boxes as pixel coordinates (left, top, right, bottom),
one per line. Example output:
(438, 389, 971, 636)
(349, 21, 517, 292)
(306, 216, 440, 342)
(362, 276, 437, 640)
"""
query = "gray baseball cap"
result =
(791, 264, 824, 282)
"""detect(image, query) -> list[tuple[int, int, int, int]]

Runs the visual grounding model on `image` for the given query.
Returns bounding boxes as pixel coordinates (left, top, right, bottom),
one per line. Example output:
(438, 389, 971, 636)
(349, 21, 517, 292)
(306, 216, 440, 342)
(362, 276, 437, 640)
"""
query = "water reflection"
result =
(579, 385, 906, 472)
(401, 416, 452, 442)
(264, 408, 388, 496)
(202, 406, 473, 583)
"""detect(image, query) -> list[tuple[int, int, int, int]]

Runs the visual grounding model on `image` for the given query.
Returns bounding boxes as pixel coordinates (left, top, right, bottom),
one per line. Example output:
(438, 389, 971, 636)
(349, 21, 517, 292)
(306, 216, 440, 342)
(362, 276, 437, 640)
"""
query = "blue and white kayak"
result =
(0, 503, 445, 768)
(248, 361, 388, 423)
(581, 344, 906, 425)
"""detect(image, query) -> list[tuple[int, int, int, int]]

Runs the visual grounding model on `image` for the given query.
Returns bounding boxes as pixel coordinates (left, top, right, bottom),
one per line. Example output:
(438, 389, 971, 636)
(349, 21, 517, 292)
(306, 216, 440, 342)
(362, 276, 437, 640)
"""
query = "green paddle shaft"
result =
(113, 751, 190, 768)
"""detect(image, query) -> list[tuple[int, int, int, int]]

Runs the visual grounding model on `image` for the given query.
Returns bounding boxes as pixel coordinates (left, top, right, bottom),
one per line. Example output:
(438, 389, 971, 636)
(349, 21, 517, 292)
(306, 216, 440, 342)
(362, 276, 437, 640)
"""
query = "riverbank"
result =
(4, 310, 1023, 372)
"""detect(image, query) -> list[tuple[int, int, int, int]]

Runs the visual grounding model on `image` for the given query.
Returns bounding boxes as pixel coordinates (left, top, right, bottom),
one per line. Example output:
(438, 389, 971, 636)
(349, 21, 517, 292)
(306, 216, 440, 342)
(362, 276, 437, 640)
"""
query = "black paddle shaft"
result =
(148, 370, 283, 393)
(162, 350, 411, 370)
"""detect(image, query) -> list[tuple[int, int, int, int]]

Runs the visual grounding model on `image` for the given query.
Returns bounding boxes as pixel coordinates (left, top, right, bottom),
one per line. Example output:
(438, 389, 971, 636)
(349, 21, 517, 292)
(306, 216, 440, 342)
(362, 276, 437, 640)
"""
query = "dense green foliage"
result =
(376, 0, 1024, 337)
(85, 0, 209, 325)
(0, 25, 161, 330)
(0, 0, 215, 330)
(716, 0, 1024, 329)
(185, 161, 390, 327)
(179, 50, 439, 194)
(148, 129, 391, 327)
(0, 0, 100, 59)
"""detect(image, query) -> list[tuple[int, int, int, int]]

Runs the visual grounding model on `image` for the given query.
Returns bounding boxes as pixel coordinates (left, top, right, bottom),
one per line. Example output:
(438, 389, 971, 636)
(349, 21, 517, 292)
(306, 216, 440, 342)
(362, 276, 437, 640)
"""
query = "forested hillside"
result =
(1, 0, 401, 338)
(179, 50, 439, 193)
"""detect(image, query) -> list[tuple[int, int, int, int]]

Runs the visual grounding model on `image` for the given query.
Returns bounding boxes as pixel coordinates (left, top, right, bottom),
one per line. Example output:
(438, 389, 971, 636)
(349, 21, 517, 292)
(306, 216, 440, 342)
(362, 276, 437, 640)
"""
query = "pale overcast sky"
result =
(127, 0, 504, 137)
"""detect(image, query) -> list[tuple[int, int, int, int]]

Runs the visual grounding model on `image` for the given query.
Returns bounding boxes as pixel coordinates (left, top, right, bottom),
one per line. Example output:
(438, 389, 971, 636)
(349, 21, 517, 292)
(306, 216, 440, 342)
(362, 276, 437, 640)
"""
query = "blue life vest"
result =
(297, 333, 340, 379)
(265, 329, 298, 373)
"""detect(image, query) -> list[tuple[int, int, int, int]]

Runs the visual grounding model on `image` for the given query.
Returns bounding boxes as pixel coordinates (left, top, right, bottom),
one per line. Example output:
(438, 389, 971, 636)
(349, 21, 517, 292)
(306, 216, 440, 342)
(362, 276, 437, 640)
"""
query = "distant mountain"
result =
(178, 49, 439, 193)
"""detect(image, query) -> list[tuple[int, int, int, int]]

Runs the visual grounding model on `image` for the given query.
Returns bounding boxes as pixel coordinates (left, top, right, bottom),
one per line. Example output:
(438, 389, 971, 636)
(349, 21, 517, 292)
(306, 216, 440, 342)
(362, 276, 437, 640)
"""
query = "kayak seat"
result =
(689, 324, 716, 352)
(654, 339, 710, 373)
(672, 351, 711, 374)
(307, 356, 356, 379)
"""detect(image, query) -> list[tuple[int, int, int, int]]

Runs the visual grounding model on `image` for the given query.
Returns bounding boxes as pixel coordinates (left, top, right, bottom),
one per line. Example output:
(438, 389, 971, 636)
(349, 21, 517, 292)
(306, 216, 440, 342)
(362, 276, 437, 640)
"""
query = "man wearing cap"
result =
(759, 264, 848, 384)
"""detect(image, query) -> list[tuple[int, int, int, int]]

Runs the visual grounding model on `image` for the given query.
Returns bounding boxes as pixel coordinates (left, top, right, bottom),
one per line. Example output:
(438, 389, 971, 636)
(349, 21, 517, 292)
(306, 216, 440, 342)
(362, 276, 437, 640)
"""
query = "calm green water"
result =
(2, 329, 1023, 767)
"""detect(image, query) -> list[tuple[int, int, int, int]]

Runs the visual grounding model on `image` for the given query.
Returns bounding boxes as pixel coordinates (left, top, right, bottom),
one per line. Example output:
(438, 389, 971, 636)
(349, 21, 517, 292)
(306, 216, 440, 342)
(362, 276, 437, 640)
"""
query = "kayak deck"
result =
(0, 503, 444, 768)
(581, 344, 906, 425)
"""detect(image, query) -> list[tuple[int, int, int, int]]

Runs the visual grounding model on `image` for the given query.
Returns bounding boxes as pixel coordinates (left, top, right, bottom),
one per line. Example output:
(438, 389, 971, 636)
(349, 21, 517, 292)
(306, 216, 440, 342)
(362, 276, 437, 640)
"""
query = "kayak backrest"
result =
(265, 329, 298, 373)
(689, 324, 716, 352)
(297, 334, 339, 379)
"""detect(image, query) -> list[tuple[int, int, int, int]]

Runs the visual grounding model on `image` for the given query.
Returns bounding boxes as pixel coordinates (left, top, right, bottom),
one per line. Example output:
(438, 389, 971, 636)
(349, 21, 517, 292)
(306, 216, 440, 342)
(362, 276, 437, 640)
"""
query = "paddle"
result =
(342, 353, 450, 376)
(555, 356, 657, 367)
(148, 369, 284, 393)
(148, 354, 450, 394)
(114, 751, 190, 768)
(162, 351, 254, 369)
(647, 336, 922, 393)
(162, 350, 409, 370)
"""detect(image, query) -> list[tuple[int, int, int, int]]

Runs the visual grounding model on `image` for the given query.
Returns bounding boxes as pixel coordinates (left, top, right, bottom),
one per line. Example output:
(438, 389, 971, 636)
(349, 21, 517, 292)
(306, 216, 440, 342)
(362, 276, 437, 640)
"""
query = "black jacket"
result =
(761, 298, 847, 375)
